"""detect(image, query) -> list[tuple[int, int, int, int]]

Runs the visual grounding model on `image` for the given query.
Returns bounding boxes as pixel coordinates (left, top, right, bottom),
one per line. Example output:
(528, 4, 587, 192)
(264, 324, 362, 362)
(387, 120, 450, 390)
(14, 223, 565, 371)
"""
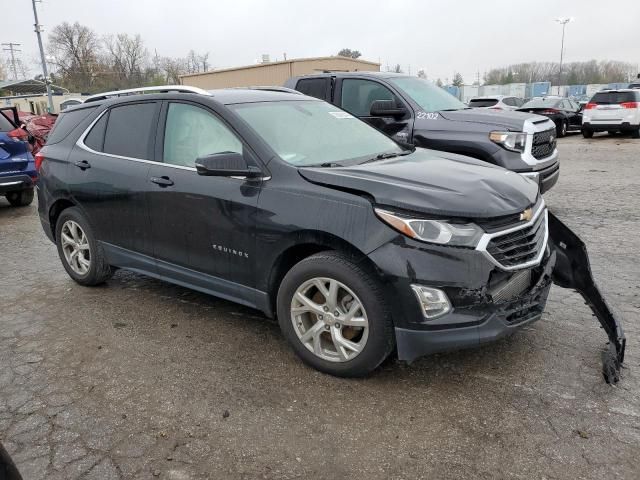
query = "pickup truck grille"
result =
(483, 207, 547, 270)
(531, 128, 556, 160)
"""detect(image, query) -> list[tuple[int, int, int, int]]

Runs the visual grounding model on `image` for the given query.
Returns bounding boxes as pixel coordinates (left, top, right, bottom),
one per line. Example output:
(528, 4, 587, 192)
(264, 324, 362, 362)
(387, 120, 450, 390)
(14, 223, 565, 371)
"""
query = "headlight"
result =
(489, 131, 527, 153)
(374, 208, 484, 247)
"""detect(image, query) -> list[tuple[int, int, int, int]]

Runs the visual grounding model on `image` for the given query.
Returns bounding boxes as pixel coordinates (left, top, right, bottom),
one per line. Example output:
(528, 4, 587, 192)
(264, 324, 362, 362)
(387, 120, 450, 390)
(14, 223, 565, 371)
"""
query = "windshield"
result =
(231, 100, 402, 167)
(388, 77, 467, 112)
(469, 98, 499, 107)
(521, 98, 561, 109)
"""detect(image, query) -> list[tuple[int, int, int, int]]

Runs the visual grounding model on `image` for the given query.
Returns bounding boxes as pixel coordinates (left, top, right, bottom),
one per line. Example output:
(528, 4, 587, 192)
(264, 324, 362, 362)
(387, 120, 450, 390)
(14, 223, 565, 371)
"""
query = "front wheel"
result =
(55, 207, 113, 286)
(5, 188, 34, 207)
(277, 252, 394, 377)
(582, 129, 594, 139)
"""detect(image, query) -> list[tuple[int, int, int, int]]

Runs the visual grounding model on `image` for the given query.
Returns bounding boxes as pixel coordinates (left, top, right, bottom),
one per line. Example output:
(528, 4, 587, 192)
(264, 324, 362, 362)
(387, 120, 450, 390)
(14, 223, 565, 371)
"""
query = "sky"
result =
(3, 0, 640, 83)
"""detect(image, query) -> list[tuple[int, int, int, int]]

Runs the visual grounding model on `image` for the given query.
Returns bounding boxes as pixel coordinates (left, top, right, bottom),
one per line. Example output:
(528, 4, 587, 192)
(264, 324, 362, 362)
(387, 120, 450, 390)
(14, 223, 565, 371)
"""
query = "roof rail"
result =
(225, 86, 303, 95)
(84, 85, 210, 103)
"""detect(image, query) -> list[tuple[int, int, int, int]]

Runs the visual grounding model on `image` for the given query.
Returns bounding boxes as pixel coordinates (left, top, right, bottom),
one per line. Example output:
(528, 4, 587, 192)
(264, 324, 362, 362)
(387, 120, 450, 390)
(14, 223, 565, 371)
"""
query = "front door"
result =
(336, 78, 413, 143)
(146, 101, 261, 296)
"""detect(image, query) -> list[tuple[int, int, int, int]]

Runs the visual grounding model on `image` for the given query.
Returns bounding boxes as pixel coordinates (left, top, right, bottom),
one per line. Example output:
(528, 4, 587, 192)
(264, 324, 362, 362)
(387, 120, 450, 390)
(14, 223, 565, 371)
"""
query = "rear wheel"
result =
(557, 120, 568, 137)
(5, 188, 34, 207)
(631, 129, 640, 139)
(55, 207, 113, 286)
(582, 129, 594, 139)
(277, 251, 394, 377)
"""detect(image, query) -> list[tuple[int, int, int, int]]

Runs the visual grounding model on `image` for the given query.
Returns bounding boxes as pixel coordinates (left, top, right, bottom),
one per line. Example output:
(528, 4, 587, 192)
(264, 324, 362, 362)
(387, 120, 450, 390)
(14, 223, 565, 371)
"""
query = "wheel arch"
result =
(48, 198, 77, 240)
(265, 231, 382, 318)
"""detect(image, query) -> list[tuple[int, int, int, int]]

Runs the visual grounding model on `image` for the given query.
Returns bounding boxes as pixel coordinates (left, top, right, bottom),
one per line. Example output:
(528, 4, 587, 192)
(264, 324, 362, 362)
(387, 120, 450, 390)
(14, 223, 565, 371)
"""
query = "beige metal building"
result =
(179, 56, 380, 89)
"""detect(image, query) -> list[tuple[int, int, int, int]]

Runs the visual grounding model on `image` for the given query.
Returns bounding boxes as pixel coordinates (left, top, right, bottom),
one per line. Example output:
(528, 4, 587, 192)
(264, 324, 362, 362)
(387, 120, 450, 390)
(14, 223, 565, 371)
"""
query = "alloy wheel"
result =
(290, 277, 369, 362)
(61, 220, 91, 275)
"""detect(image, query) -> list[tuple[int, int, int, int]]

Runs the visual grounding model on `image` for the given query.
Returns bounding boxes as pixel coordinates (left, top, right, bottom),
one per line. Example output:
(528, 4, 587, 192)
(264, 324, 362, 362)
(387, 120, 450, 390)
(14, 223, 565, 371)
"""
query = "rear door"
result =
(336, 77, 413, 143)
(71, 101, 159, 260)
(146, 101, 261, 292)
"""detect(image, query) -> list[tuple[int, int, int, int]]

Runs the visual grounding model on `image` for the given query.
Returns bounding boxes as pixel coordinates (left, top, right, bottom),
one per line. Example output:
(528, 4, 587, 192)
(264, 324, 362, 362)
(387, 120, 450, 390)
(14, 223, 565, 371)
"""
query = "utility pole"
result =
(31, 0, 54, 113)
(2, 43, 22, 80)
(555, 17, 574, 96)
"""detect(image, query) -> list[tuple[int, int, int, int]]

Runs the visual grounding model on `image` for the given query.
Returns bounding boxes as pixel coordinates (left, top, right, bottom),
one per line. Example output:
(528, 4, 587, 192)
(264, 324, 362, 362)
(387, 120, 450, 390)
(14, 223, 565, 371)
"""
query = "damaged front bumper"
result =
(395, 253, 554, 363)
(370, 210, 626, 384)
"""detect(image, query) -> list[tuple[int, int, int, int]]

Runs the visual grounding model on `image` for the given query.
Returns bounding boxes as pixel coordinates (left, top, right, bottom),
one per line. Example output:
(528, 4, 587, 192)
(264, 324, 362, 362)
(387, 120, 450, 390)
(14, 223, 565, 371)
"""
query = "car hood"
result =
(435, 108, 534, 131)
(298, 149, 539, 218)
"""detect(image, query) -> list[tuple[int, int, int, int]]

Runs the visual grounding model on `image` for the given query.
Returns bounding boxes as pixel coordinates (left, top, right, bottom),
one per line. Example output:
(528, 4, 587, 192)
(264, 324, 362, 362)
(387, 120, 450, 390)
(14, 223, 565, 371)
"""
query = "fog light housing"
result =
(410, 285, 452, 319)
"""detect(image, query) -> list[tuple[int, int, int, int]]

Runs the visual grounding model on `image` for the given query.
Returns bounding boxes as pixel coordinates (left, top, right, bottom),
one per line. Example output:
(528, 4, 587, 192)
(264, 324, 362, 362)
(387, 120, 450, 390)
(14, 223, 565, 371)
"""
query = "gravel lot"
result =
(1, 133, 639, 480)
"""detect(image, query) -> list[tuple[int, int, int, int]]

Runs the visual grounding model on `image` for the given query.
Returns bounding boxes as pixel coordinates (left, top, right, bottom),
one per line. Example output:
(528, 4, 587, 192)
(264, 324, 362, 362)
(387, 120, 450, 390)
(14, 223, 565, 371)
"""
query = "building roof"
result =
(180, 56, 381, 79)
(0, 79, 68, 95)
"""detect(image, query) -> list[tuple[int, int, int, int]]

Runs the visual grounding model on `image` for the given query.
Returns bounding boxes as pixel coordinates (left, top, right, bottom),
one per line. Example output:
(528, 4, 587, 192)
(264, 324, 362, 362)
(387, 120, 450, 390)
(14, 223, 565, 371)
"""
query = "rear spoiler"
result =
(549, 212, 626, 383)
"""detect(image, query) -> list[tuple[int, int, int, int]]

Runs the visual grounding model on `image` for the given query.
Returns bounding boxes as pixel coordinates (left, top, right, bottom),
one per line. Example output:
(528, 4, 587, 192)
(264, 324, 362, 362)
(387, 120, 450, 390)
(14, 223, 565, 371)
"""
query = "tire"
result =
(557, 120, 567, 138)
(5, 188, 34, 207)
(277, 251, 394, 377)
(55, 207, 113, 286)
(582, 129, 593, 139)
(631, 129, 640, 139)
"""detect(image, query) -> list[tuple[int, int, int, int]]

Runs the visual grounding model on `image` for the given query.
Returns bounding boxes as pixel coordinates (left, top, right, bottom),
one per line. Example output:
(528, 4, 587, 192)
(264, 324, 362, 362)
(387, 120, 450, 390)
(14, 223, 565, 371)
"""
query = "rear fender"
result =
(548, 212, 626, 383)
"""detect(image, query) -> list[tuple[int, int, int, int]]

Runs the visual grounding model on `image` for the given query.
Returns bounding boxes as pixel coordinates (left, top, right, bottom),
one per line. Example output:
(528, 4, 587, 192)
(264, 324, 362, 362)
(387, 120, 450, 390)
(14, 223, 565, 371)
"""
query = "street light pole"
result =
(555, 17, 574, 96)
(31, 0, 54, 113)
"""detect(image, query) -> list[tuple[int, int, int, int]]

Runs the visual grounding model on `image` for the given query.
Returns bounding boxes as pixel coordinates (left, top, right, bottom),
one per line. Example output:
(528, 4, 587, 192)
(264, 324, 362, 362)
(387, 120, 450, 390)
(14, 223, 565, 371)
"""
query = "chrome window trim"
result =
(75, 108, 268, 180)
(475, 199, 548, 271)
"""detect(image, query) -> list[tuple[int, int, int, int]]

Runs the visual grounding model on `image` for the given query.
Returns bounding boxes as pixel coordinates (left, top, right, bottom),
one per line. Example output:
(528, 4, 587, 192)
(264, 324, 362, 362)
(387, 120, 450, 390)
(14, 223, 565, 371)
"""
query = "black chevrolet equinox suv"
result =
(37, 86, 625, 380)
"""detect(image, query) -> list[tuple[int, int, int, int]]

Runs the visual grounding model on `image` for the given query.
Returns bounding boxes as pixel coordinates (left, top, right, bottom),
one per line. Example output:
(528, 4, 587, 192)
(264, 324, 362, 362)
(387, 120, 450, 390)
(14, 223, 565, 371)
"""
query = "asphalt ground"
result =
(1, 132, 639, 479)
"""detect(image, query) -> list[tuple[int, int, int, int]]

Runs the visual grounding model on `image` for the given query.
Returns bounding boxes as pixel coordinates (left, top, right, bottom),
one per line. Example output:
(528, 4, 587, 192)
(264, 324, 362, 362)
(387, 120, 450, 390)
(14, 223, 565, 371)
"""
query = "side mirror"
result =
(195, 152, 261, 178)
(369, 100, 407, 118)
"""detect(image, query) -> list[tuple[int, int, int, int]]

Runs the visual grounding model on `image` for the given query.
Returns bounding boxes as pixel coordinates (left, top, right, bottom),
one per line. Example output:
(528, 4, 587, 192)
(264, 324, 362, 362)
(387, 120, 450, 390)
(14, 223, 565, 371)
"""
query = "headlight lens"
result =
(489, 131, 527, 153)
(375, 208, 484, 247)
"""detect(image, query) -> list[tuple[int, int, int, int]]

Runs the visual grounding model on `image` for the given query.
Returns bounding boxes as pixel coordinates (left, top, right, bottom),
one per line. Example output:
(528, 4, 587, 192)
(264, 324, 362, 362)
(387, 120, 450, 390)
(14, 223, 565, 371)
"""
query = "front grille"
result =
(490, 270, 532, 302)
(485, 208, 547, 269)
(531, 128, 556, 160)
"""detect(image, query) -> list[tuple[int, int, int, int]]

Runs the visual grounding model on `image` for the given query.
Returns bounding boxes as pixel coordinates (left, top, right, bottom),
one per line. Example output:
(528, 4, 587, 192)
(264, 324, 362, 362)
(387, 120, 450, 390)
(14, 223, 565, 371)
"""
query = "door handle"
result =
(150, 176, 174, 187)
(74, 160, 91, 170)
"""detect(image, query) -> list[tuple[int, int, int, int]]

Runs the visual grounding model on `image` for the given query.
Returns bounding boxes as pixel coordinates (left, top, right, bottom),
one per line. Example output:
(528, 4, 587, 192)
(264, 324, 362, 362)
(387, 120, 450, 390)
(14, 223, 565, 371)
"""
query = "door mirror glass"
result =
(369, 100, 407, 117)
(195, 152, 260, 178)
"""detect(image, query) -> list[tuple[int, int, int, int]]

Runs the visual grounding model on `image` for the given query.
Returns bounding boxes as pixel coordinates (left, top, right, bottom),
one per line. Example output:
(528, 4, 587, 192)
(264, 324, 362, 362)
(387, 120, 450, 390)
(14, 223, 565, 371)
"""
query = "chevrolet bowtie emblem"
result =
(520, 208, 533, 222)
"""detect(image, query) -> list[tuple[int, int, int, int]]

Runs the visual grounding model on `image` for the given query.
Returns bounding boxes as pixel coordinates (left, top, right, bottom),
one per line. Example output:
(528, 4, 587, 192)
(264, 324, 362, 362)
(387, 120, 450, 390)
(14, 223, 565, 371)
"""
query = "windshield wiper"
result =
(359, 150, 413, 165)
(308, 161, 343, 168)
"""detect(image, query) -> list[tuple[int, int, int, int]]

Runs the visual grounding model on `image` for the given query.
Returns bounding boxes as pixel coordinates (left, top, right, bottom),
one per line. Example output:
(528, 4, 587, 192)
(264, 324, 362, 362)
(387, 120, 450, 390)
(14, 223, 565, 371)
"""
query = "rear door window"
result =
(46, 107, 96, 144)
(296, 78, 330, 101)
(103, 102, 158, 159)
(469, 99, 498, 107)
(341, 79, 395, 116)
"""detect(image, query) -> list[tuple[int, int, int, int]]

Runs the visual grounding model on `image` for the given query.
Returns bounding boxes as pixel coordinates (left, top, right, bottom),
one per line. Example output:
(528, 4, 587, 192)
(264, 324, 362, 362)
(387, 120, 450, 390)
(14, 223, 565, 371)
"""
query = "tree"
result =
(104, 33, 148, 89)
(47, 21, 101, 92)
(435, 78, 443, 87)
(417, 69, 426, 79)
(393, 64, 403, 73)
(337, 48, 361, 59)
(452, 72, 464, 87)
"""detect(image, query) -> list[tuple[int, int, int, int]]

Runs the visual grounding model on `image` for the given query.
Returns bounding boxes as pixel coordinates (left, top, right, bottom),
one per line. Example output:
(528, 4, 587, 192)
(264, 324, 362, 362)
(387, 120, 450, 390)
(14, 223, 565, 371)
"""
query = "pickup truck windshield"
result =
(388, 77, 467, 112)
(232, 100, 402, 167)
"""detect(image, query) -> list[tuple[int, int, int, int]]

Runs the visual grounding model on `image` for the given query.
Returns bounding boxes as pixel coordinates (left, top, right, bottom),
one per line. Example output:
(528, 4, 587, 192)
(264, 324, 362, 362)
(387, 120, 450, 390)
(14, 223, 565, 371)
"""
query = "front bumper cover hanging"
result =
(548, 212, 626, 384)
